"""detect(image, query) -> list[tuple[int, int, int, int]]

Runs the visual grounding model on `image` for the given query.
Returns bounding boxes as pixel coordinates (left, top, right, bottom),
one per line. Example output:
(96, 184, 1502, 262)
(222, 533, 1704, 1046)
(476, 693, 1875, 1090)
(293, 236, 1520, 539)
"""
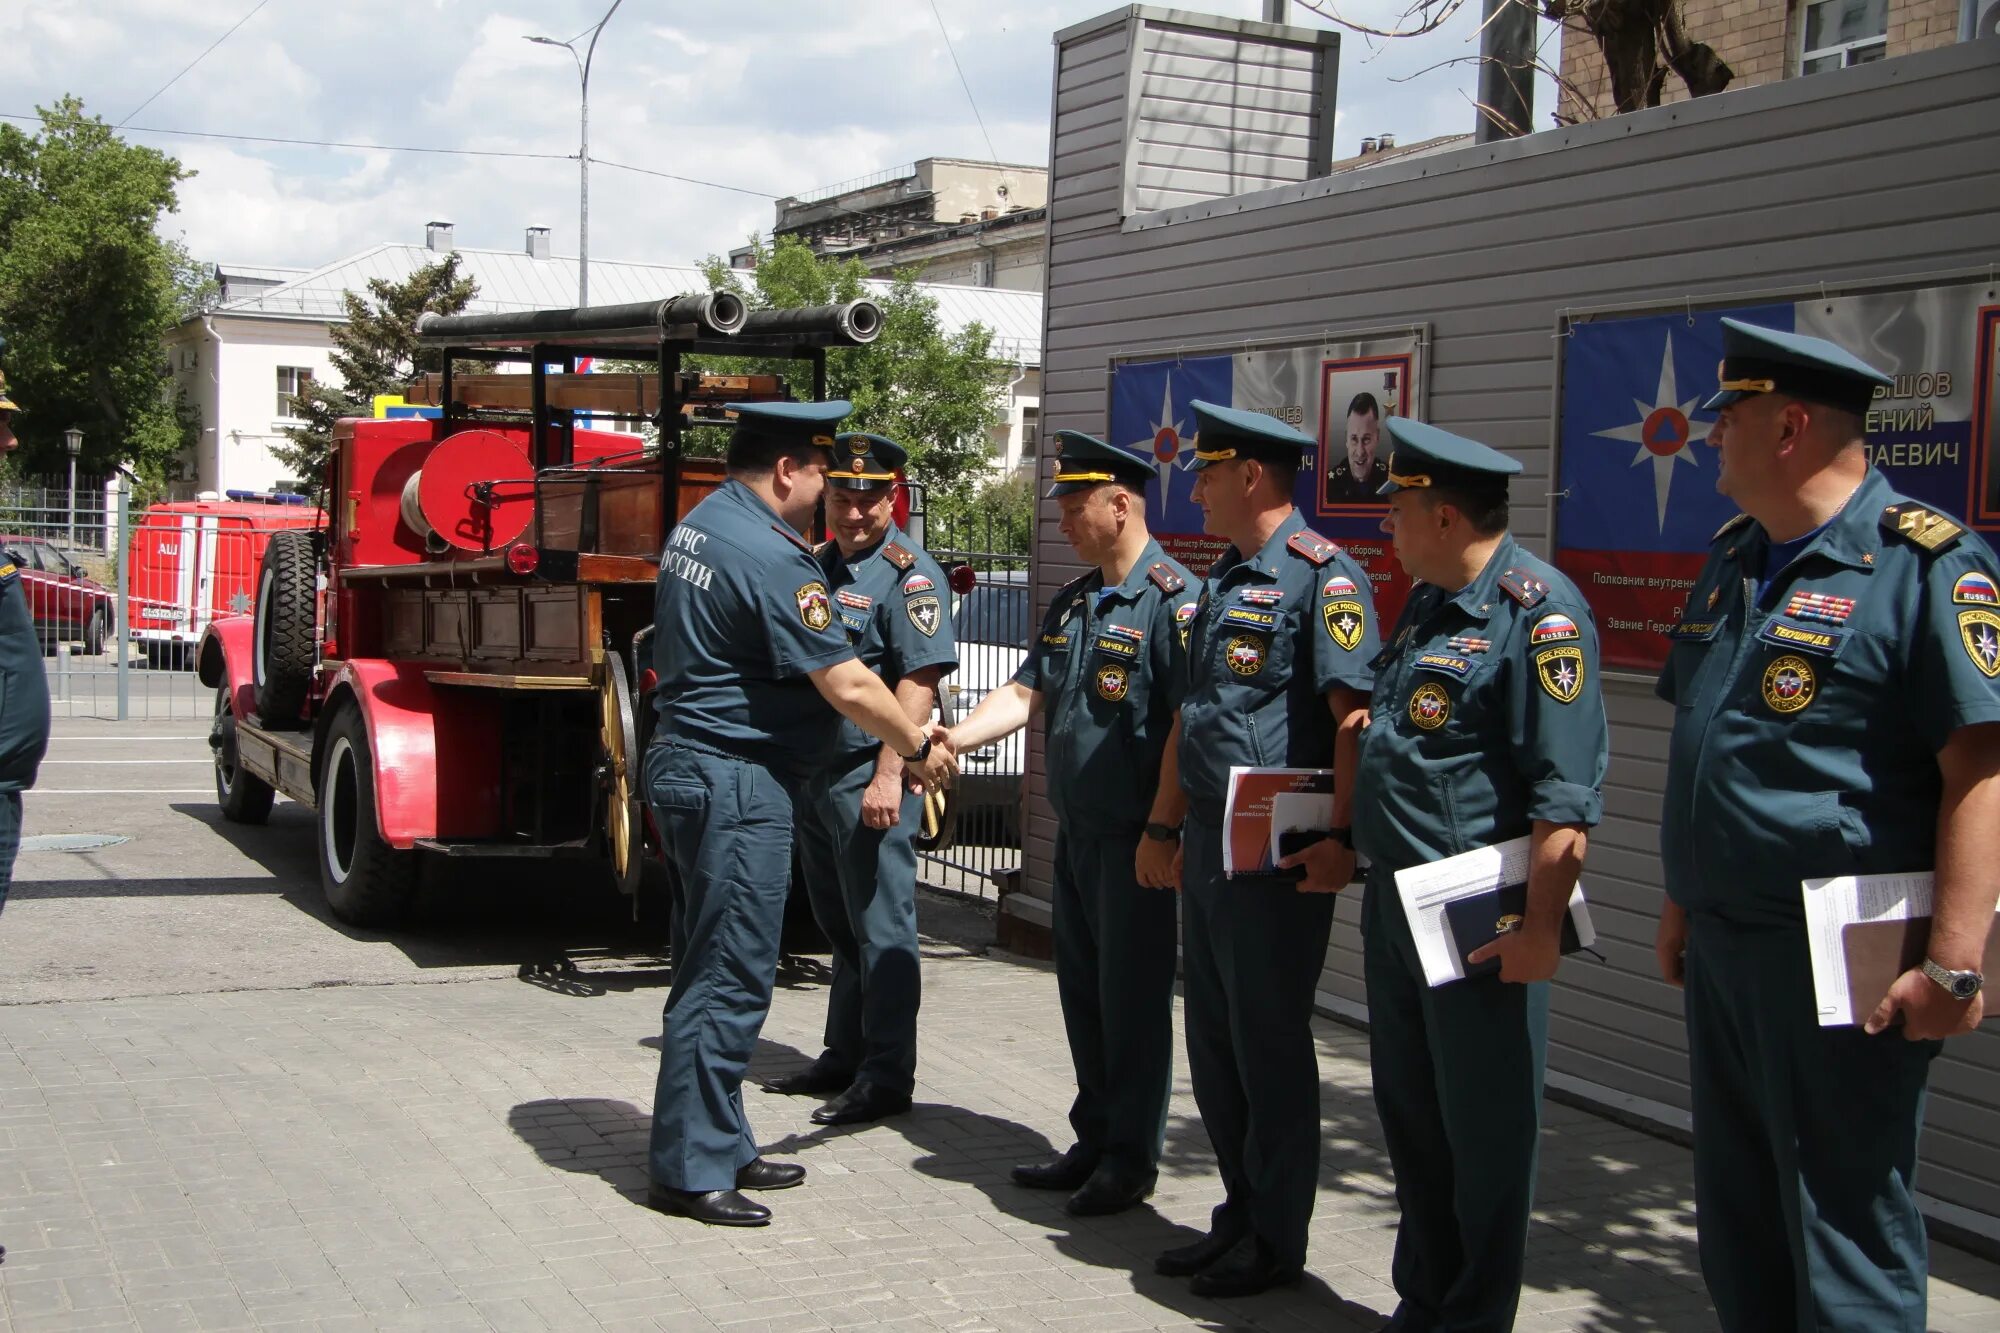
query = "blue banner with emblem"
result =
(1555, 279, 2000, 671)
(1108, 331, 1427, 624)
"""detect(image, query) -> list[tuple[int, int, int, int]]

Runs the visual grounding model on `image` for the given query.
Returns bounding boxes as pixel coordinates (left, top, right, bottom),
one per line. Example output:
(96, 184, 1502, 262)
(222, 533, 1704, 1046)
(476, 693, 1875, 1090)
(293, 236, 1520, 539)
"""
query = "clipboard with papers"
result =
(1801, 872, 2000, 1026)
(1391, 836, 1597, 987)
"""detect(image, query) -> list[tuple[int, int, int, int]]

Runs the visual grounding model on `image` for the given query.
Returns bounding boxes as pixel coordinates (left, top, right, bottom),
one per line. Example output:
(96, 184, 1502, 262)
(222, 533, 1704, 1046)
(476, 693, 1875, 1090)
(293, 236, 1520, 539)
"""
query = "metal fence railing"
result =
(919, 511, 1031, 902)
(1, 485, 329, 722)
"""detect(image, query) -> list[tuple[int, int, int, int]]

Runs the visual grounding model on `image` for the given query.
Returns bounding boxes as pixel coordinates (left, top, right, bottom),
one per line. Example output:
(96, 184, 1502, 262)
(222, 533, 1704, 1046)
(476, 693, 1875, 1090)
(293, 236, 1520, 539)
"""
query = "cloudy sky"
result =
(3, 0, 1560, 275)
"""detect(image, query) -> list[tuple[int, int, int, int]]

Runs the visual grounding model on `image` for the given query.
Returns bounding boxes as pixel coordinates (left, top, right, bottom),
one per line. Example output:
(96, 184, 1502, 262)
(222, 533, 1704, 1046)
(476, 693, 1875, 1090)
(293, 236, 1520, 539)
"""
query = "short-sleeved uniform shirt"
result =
(651, 479, 856, 784)
(1013, 539, 1195, 832)
(1177, 508, 1381, 822)
(1353, 537, 1608, 875)
(819, 524, 959, 764)
(0, 561, 49, 793)
(1656, 469, 2000, 926)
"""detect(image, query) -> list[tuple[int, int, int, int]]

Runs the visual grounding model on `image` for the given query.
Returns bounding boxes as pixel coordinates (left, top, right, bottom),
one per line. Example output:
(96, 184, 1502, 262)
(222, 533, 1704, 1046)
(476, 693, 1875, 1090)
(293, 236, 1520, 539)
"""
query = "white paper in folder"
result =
(1391, 836, 1597, 987)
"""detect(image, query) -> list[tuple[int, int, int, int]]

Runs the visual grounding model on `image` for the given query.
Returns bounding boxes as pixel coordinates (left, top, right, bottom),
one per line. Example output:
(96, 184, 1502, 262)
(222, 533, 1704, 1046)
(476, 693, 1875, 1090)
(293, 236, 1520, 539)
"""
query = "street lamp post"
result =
(526, 0, 625, 309)
(63, 426, 82, 548)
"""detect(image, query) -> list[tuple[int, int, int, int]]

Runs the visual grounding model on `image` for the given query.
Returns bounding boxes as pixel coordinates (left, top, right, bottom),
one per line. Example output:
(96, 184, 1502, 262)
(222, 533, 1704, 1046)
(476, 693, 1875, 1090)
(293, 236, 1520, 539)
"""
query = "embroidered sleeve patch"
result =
(1529, 613, 1580, 645)
(1322, 600, 1366, 651)
(902, 573, 935, 595)
(1953, 571, 1999, 606)
(907, 594, 942, 637)
(796, 581, 833, 630)
(1959, 609, 2000, 678)
(1534, 645, 1584, 702)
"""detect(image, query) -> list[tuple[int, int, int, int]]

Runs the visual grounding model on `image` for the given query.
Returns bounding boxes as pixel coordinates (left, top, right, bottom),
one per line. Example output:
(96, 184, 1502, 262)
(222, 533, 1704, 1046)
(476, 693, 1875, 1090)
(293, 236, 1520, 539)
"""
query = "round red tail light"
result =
(505, 543, 540, 575)
(948, 563, 978, 595)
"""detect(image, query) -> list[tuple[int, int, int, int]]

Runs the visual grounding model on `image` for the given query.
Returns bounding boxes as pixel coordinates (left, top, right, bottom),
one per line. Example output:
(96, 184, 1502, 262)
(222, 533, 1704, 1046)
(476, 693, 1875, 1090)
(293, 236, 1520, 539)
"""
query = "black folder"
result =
(1444, 883, 1584, 979)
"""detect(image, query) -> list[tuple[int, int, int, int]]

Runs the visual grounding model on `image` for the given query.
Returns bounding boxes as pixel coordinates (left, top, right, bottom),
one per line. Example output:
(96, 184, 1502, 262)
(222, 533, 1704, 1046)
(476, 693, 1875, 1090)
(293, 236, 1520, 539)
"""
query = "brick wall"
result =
(1557, 0, 1965, 124)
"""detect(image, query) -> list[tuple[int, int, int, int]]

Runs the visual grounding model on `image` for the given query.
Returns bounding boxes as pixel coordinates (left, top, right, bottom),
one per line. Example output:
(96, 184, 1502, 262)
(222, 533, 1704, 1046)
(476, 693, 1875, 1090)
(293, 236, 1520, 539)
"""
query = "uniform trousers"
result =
(1363, 866, 1549, 1333)
(644, 742, 796, 1192)
(794, 752, 923, 1094)
(1050, 823, 1178, 1177)
(0, 791, 19, 911)
(1181, 815, 1336, 1270)
(1684, 914, 1936, 1333)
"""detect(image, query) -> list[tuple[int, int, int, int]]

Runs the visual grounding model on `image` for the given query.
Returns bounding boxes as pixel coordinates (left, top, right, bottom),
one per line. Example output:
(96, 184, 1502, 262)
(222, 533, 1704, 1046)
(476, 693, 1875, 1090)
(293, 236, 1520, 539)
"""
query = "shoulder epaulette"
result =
(771, 524, 814, 552)
(1498, 569, 1550, 609)
(1882, 503, 1964, 554)
(1286, 529, 1337, 566)
(1057, 569, 1094, 599)
(883, 541, 917, 570)
(1147, 562, 1186, 595)
(1712, 513, 1753, 544)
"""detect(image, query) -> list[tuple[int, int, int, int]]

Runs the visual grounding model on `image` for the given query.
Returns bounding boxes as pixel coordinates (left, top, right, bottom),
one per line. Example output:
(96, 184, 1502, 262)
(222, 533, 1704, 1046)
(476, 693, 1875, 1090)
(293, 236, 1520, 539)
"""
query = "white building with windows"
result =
(166, 224, 1042, 498)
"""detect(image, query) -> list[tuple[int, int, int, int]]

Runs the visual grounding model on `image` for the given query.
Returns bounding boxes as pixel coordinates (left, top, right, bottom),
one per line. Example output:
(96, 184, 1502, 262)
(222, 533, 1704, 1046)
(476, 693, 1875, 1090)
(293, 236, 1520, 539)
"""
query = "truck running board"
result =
(410, 838, 596, 859)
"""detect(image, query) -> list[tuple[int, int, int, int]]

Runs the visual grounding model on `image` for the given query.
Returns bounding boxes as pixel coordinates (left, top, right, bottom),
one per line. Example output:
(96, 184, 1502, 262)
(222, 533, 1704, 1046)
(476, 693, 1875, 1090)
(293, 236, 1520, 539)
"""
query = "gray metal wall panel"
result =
(1039, 15, 2000, 1223)
(1120, 14, 1332, 215)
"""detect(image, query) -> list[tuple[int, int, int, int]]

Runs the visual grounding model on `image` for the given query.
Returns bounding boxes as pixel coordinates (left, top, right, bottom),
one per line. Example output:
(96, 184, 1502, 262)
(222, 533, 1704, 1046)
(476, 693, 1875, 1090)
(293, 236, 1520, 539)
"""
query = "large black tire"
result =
(254, 530, 318, 725)
(211, 687, 275, 824)
(317, 704, 418, 927)
(84, 607, 107, 657)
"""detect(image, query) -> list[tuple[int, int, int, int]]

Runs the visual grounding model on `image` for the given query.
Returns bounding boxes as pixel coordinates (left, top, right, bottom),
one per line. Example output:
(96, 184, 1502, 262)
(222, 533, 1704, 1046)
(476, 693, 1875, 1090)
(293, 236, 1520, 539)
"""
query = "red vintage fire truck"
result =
(197, 293, 886, 925)
(128, 494, 325, 668)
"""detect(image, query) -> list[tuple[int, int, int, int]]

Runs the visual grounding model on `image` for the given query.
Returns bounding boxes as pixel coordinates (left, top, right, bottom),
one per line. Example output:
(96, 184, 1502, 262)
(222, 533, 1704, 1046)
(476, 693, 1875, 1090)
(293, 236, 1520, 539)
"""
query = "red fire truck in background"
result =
(127, 493, 325, 668)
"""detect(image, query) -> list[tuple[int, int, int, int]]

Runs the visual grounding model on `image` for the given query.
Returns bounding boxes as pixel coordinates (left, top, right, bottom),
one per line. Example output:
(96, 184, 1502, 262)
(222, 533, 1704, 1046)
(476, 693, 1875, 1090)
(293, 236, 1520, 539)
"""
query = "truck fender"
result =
(197, 618, 258, 719)
(314, 660, 502, 848)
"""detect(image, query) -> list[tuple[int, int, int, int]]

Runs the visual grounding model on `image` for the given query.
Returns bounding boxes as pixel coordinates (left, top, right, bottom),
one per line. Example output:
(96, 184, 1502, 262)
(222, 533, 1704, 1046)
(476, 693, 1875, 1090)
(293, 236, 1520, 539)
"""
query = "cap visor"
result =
(1376, 478, 1401, 497)
(1701, 388, 1749, 411)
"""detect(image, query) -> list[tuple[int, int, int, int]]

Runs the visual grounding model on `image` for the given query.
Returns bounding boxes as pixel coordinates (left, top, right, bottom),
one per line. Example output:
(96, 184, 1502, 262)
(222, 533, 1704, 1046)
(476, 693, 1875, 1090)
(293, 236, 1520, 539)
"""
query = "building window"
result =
(1801, 0, 1887, 75)
(1020, 407, 1039, 459)
(276, 366, 313, 418)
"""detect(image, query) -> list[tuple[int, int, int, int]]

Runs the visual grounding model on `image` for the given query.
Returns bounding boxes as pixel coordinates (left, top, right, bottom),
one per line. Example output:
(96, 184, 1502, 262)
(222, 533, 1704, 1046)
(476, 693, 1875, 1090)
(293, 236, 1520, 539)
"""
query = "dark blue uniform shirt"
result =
(1177, 509, 1381, 822)
(0, 560, 48, 793)
(1656, 469, 2000, 925)
(1014, 540, 1196, 832)
(1353, 536, 1607, 873)
(818, 524, 959, 763)
(651, 479, 856, 783)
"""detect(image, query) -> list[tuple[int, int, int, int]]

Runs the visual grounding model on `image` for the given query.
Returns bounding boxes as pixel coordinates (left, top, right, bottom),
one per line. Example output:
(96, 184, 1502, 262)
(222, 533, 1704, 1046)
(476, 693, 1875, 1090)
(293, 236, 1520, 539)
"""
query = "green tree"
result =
(693, 236, 1006, 494)
(275, 254, 477, 486)
(927, 467, 1035, 556)
(0, 97, 203, 487)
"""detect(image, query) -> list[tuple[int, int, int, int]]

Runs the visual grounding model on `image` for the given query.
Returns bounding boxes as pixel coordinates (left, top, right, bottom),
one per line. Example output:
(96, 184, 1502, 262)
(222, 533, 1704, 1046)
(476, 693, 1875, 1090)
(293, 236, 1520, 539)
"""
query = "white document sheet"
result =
(1802, 872, 1935, 1027)
(1391, 836, 1597, 987)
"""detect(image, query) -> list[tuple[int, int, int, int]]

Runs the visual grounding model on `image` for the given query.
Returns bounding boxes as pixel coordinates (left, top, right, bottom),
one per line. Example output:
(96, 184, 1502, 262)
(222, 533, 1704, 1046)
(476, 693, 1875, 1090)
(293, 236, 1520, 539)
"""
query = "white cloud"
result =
(8, 0, 1563, 275)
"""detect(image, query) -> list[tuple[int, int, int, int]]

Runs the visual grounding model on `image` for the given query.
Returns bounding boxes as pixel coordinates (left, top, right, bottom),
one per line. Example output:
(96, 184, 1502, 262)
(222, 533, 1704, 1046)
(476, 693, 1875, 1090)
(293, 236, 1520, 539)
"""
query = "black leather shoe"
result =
(1064, 1168, 1157, 1217)
(1154, 1228, 1244, 1277)
(735, 1158, 806, 1191)
(809, 1081, 912, 1126)
(760, 1063, 853, 1096)
(1188, 1238, 1302, 1298)
(1010, 1149, 1097, 1191)
(643, 1185, 771, 1227)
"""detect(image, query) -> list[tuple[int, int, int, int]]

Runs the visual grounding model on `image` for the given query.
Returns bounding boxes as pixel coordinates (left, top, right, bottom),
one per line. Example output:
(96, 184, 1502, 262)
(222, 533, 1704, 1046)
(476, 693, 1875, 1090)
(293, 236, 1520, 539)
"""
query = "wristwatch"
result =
(1326, 826, 1354, 850)
(1143, 822, 1182, 843)
(903, 735, 933, 765)
(1920, 957, 1985, 1001)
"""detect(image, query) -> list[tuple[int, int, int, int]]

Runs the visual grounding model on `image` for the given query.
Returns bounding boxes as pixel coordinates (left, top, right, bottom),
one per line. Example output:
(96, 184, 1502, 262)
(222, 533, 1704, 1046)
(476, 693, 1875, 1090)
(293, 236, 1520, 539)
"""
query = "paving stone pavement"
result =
(0, 720, 1992, 1328)
(2, 882, 1999, 1330)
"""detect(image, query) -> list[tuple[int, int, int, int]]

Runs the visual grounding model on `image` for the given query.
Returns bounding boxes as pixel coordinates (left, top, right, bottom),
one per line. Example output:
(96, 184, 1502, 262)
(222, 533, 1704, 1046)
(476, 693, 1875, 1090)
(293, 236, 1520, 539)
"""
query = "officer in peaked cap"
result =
(1655, 319, 2000, 1331)
(951, 429, 1195, 1216)
(771, 432, 958, 1129)
(643, 400, 956, 1228)
(1354, 416, 1608, 1331)
(0, 358, 50, 913)
(1138, 400, 1381, 1295)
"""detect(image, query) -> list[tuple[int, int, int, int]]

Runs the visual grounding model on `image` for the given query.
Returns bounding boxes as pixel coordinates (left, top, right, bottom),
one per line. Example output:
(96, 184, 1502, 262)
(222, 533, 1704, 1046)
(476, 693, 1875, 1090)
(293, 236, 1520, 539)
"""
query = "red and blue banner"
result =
(1108, 331, 1427, 623)
(1557, 281, 2000, 671)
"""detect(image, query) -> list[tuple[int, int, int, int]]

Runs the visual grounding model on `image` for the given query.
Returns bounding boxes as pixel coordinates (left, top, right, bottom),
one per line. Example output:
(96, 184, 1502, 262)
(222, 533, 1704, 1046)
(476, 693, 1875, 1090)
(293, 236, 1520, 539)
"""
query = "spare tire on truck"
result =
(254, 529, 317, 725)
